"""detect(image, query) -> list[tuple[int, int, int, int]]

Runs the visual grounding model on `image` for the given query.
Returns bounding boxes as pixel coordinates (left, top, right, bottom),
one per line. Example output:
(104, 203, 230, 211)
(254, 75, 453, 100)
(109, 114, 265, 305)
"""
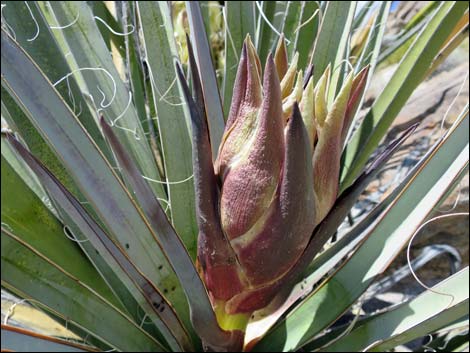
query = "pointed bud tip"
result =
(3, 130, 15, 141)
(244, 33, 254, 46)
(266, 52, 274, 67)
(264, 53, 277, 81)
(293, 51, 299, 61)
(186, 32, 195, 56)
(366, 122, 419, 175)
(358, 65, 370, 79)
(292, 101, 301, 118)
(361, 66, 370, 82)
(240, 40, 248, 62)
(324, 63, 331, 76)
(99, 114, 109, 129)
(288, 101, 303, 129)
(275, 33, 286, 51)
(303, 64, 314, 89)
(274, 34, 288, 80)
(175, 61, 185, 83)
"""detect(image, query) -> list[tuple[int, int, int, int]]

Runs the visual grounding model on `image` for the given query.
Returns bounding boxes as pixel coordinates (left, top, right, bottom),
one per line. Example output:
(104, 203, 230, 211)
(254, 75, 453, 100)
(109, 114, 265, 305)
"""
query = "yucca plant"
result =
(1, 1, 469, 352)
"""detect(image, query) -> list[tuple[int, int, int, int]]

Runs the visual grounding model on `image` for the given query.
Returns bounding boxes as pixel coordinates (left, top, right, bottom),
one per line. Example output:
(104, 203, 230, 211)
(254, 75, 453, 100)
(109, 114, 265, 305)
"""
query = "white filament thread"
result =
(3, 298, 43, 325)
(439, 71, 469, 133)
(54, 67, 117, 109)
(110, 90, 133, 126)
(406, 213, 468, 309)
(255, 1, 291, 44)
(142, 174, 193, 185)
(293, 8, 320, 34)
(24, 1, 40, 42)
(94, 15, 135, 36)
(49, 9, 80, 29)
(1, 4, 17, 40)
(222, 6, 239, 62)
(63, 225, 89, 243)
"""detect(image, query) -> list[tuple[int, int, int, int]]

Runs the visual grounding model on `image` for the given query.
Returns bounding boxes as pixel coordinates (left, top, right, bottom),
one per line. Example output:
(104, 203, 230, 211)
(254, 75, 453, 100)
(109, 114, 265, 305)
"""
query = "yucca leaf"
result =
(5, 134, 193, 351)
(453, 342, 470, 352)
(352, 1, 374, 30)
(1, 1, 111, 161)
(4, 1, 171, 342)
(419, 317, 469, 352)
(280, 1, 321, 69)
(439, 316, 470, 333)
(0, 115, 46, 201)
(121, 1, 165, 176)
(2, 131, 159, 340)
(197, 1, 212, 43)
(1, 27, 192, 344)
(1, 293, 97, 346)
(137, 1, 198, 259)
(2, 121, 160, 337)
(121, 1, 150, 142)
(441, 10, 469, 47)
(0, 55, 84, 205)
(354, 1, 391, 74)
(42, 1, 166, 200)
(310, 1, 356, 102)
(341, 1, 390, 145)
(255, 112, 468, 351)
(377, 2, 441, 65)
(426, 20, 469, 77)
(404, 1, 441, 32)
(293, 1, 320, 69)
(254, 1, 278, 66)
(55, 203, 170, 344)
(222, 1, 256, 120)
(3, 80, 109, 254)
(1, 228, 167, 352)
(1, 324, 96, 352)
(301, 268, 469, 351)
(322, 268, 469, 352)
(88, 1, 125, 64)
(377, 20, 425, 66)
(279, 1, 302, 58)
(186, 1, 226, 155)
(341, 1, 469, 190)
(1, 154, 120, 308)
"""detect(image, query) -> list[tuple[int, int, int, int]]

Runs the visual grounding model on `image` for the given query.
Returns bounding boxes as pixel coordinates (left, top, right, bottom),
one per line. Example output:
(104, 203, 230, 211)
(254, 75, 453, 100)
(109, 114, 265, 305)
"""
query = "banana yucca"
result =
(1, 1, 468, 352)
